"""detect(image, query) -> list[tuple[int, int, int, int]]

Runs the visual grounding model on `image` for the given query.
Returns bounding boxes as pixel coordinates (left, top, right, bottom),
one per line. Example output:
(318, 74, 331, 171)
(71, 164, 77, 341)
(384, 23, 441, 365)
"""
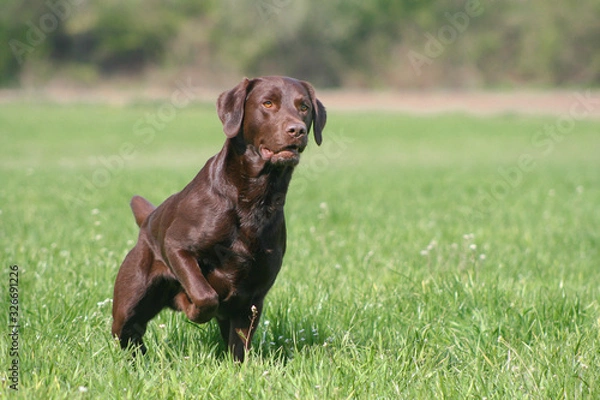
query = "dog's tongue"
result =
(260, 147, 274, 160)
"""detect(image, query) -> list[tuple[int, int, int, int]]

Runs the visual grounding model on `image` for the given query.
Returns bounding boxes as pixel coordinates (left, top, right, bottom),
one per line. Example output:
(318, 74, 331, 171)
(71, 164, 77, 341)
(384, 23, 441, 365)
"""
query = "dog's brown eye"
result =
(263, 101, 273, 108)
(300, 104, 309, 112)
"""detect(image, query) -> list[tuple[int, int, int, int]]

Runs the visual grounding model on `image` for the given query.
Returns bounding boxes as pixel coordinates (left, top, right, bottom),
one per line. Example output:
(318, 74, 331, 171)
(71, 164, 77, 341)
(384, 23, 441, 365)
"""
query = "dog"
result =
(111, 76, 326, 362)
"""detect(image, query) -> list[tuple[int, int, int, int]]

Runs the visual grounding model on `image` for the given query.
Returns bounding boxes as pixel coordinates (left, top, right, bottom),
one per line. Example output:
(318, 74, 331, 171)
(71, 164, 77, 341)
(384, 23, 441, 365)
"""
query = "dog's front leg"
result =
(166, 247, 219, 323)
(219, 300, 264, 362)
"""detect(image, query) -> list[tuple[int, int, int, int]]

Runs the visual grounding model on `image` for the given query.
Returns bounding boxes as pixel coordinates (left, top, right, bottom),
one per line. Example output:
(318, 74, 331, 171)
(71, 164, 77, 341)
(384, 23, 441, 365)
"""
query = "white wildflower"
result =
(97, 298, 112, 307)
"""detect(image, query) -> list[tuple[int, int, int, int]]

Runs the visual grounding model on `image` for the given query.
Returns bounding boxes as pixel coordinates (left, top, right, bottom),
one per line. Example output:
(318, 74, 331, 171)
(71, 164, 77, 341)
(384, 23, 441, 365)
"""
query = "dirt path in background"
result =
(319, 90, 600, 118)
(2, 86, 600, 118)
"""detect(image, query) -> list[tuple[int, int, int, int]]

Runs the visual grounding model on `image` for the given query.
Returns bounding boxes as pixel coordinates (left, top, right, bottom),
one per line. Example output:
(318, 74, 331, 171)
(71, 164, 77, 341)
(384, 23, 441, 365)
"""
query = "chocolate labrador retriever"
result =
(111, 76, 326, 361)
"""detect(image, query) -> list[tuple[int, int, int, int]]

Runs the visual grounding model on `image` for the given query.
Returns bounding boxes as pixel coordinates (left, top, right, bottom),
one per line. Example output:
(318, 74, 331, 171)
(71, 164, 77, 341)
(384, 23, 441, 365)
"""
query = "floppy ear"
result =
(217, 78, 251, 138)
(301, 81, 327, 146)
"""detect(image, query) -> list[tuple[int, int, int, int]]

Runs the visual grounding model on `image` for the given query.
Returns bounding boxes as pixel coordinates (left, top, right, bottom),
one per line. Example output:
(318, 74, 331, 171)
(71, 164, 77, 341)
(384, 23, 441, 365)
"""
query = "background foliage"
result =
(2, 0, 599, 88)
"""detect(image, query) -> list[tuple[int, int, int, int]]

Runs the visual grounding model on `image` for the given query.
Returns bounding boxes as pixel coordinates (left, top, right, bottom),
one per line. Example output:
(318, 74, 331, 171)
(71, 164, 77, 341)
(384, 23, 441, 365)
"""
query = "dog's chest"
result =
(198, 214, 285, 305)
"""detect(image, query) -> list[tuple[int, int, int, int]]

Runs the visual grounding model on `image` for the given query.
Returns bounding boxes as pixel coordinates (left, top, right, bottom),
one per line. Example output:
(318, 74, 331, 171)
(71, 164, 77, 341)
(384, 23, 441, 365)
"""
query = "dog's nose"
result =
(286, 123, 307, 138)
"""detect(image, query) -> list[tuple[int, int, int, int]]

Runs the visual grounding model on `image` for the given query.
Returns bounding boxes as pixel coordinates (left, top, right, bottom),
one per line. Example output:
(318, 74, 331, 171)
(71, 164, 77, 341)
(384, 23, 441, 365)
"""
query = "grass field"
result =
(1, 100, 599, 398)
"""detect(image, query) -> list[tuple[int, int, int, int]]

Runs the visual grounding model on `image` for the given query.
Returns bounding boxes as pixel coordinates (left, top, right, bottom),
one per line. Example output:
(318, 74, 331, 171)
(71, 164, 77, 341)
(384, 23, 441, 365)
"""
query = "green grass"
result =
(1, 101, 599, 398)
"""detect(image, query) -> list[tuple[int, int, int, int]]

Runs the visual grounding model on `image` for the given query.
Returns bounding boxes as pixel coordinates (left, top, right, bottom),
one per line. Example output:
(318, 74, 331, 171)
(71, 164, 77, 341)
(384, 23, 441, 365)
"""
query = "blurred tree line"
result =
(1, 0, 599, 88)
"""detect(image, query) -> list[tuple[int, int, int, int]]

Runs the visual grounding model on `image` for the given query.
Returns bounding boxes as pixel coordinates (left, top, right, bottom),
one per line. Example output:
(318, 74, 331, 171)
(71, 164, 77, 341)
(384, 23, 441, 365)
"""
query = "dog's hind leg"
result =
(112, 243, 169, 354)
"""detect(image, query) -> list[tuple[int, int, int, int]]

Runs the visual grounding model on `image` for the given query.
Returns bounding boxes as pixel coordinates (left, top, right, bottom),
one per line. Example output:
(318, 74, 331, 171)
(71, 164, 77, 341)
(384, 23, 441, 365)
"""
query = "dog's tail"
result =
(130, 195, 155, 227)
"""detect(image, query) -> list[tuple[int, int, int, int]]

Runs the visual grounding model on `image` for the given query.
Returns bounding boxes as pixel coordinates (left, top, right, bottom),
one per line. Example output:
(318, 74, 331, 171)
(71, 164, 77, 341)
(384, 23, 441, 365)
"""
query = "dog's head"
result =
(217, 76, 326, 166)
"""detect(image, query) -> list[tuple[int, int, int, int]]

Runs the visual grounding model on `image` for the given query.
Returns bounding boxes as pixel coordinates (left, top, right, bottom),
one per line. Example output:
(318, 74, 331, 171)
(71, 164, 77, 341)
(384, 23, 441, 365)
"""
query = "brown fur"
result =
(111, 76, 326, 361)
